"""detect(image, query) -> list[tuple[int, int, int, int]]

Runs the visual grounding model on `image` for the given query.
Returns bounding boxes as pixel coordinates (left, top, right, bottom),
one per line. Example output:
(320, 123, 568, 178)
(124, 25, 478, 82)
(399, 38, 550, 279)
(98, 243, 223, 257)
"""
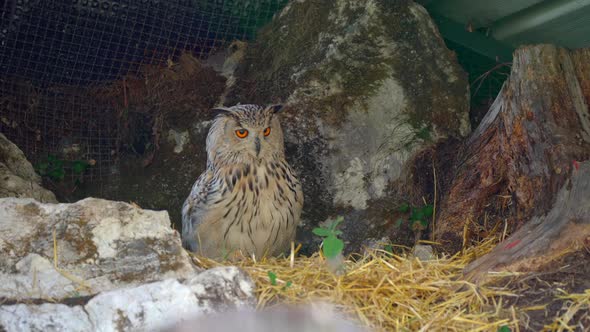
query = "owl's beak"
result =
(255, 137, 261, 156)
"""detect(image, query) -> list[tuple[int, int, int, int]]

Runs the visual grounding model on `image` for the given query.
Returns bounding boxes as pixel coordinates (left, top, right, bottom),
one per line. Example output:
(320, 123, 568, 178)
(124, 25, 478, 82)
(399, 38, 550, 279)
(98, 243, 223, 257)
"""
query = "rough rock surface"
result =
(226, 0, 470, 252)
(0, 133, 57, 203)
(0, 197, 197, 299)
(0, 266, 256, 332)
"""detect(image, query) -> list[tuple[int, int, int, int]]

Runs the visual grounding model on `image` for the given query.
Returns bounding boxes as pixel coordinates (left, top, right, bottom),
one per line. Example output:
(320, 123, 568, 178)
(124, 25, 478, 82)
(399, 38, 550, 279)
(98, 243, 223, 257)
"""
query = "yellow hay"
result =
(545, 289, 590, 331)
(192, 238, 522, 331)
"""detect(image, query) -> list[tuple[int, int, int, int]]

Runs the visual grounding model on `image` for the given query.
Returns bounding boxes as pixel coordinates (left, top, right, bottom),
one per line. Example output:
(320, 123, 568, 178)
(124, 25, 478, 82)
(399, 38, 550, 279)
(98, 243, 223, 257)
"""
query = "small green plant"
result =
(384, 244, 394, 254)
(267, 271, 292, 290)
(313, 216, 345, 259)
(35, 155, 91, 182)
(268, 271, 277, 286)
(396, 203, 433, 232)
(497, 325, 511, 332)
(415, 126, 432, 141)
(35, 155, 66, 181)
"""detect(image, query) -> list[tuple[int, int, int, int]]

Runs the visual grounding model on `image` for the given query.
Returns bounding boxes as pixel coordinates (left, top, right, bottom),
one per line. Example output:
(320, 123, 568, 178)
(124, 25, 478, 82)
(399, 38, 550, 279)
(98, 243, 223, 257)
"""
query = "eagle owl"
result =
(182, 104, 303, 259)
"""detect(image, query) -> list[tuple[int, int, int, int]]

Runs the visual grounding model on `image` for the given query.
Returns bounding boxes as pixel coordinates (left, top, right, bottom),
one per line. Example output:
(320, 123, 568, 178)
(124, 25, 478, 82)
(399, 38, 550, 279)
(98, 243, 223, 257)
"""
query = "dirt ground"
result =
(499, 249, 590, 331)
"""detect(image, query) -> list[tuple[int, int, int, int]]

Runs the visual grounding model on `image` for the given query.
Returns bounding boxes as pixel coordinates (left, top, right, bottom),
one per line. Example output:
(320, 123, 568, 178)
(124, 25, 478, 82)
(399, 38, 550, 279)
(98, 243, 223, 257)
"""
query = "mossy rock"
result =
(227, 0, 470, 252)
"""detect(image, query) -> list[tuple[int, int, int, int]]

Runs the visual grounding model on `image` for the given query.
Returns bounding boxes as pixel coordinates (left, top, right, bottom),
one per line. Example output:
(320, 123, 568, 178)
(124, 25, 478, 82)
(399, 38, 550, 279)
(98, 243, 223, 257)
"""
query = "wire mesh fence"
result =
(0, 0, 508, 187)
(0, 0, 288, 183)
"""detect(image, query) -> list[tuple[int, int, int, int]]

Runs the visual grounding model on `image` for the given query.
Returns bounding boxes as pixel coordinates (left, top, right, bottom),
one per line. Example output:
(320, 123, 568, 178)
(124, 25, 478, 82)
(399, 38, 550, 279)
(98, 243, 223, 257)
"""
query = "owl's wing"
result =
(181, 170, 214, 251)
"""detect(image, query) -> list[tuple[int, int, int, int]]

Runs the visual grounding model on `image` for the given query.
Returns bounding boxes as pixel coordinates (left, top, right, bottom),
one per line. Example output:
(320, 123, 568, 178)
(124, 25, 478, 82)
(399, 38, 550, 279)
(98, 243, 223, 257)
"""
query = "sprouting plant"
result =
(384, 244, 394, 254)
(35, 155, 91, 183)
(396, 203, 434, 242)
(283, 281, 292, 290)
(267, 271, 292, 290)
(35, 155, 66, 181)
(415, 126, 432, 141)
(497, 325, 511, 332)
(313, 216, 345, 259)
(268, 271, 278, 286)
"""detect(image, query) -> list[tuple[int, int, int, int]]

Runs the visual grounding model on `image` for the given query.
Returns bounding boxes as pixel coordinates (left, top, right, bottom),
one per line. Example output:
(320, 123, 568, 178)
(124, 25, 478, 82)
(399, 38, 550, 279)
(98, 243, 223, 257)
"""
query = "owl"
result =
(182, 104, 303, 259)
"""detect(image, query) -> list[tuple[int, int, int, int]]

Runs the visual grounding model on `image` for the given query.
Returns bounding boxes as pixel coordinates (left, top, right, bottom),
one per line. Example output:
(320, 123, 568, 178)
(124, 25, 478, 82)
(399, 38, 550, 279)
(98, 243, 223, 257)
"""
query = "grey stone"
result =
(0, 133, 57, 203)
(0, 304, 93, 332)
(0, 197, 198, 300)
(412, 244, 435, 261)
(361, 237, 391, 253)
(226, 0, 469, 252)
(0, 197, 257, 331)
(0, 267, 256, 332)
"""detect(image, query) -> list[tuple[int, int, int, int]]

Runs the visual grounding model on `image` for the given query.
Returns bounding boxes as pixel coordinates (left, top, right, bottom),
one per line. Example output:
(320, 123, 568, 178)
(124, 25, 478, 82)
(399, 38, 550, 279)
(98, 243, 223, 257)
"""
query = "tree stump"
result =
(434, 45, 590, 279)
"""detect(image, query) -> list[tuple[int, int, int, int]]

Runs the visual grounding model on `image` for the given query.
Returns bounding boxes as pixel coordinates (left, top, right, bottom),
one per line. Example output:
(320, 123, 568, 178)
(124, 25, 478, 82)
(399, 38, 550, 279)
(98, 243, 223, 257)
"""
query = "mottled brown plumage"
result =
(182, 104, 303, 259)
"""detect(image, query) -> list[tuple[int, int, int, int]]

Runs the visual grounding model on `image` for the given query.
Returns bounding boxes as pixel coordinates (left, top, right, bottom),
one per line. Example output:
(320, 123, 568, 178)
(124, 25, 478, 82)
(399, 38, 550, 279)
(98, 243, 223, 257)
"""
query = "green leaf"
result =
(394, 218, 404, 228)
(410, 209, 424, 222)
(323, 235, 344, 259)
(72, 160, 88, 174)
(49, 168, 65, 180)
(421, 204, 434, 218)
(267, 271, 277, 286)
(53, 159, 64, 168)
(328, 216, 344, 231)
(419, 218, 429, 228)
(47, 155, 57, 162)
(497, 326, 511, 332)
(312, 227, 331, 237)
(398, 203, 410, 213)
(416, 127, 431, 141)
(384, 244, 393, 254)
(282, 281, 292, 290)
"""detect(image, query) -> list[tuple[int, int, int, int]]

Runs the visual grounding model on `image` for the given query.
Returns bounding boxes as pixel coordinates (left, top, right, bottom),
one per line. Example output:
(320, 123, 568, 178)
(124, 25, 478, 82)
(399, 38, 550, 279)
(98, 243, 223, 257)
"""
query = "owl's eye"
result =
(263, 127, 271, 136)
(235, 129, 249, 138)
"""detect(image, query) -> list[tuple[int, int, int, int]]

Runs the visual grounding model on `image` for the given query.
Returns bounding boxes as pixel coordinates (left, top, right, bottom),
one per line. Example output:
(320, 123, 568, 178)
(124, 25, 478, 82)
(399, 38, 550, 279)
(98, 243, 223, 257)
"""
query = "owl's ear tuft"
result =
(268, 104, 284, 114)
(210, 107, 233, 119)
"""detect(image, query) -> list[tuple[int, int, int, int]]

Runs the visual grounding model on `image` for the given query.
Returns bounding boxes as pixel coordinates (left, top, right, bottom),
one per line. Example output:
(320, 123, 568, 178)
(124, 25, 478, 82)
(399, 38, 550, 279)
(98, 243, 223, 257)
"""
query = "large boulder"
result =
(0, 197, 197, 299)
(226, 0, 470, 252)
(0, 197, 256, 331)
(0, 267, 255, 331)
(0, 133, 57, 203)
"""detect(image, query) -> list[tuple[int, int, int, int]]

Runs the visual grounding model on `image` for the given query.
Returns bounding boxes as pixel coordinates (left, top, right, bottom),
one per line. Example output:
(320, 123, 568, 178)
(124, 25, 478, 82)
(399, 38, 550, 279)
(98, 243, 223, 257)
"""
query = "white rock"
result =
(167, 129, 190, 154)
(0, 254, 78, 300)
(412, 244, 435, 261)
(0, 304, 93, 332)
(0, 196, 257, 331)
(0, 133, 57, 203)
(0, 267, 256, 332)
(0, 197, 198, 299)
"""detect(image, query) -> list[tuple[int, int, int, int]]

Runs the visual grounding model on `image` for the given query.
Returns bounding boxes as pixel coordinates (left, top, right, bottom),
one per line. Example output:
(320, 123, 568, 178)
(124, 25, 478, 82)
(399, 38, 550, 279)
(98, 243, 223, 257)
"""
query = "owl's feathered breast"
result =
(182, 159, 303, 258)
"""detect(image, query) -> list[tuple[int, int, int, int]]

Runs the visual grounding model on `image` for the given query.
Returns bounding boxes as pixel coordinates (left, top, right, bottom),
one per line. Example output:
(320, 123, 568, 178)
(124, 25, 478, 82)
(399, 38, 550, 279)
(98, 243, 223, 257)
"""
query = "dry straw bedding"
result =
(191, 239, 590, 332)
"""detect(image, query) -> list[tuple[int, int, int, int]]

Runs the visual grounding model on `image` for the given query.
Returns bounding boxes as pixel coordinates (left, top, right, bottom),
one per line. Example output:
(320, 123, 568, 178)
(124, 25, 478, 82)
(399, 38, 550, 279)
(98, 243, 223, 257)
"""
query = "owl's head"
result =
(206, 104, 286, 166)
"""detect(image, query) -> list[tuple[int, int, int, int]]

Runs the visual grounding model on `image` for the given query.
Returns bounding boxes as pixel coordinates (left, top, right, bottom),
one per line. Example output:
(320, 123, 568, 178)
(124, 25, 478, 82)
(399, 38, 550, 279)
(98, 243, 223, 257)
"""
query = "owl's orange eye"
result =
(263, 127, 271, 136)
(235, 129, 249, 138)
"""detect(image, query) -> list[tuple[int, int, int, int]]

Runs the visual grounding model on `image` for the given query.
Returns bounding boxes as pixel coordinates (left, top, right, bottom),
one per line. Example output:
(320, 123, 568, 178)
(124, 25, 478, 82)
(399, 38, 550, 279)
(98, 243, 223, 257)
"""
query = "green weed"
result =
(313, 216, 345, 259)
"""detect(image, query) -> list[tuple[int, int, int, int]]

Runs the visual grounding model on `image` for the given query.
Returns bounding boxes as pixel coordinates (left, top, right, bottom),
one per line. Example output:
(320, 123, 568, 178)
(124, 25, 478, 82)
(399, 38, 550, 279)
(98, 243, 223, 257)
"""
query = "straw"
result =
(190, 238, 522, 331)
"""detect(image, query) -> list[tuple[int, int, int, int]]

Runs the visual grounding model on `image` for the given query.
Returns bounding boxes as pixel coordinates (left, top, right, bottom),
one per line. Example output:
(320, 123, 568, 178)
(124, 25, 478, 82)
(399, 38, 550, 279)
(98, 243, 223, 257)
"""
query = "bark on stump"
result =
(434, 45, 590, 279)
